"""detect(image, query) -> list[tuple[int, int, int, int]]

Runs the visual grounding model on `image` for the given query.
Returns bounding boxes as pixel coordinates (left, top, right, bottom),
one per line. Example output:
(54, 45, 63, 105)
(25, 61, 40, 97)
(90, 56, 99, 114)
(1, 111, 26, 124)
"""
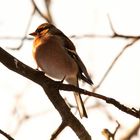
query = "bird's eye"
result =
(36, 28, 42, 33)
(36, 26, 49, 34)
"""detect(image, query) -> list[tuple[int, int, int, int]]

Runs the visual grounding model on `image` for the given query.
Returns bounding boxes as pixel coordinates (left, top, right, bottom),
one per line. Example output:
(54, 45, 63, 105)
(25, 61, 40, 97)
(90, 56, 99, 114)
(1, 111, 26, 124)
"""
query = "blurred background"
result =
(0, 0, 140, 139)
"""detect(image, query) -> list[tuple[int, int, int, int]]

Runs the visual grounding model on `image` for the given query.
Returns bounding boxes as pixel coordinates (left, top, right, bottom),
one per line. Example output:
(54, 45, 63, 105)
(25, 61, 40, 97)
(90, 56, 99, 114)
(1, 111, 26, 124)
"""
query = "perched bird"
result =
(29, 23, 93, 118)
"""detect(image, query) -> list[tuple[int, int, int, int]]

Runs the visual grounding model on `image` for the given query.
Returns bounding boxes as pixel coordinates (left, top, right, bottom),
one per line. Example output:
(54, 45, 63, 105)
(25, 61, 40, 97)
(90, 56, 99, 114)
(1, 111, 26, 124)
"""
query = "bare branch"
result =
(83, 15, 140, 111)
(59, 83, 140, 119)
(1, 46, 140, 120)
(44, 0, 54, 24)
(0, 129, 14, 140)
(0, 47, 91, 140)
(121, 122, 140, 140)
(107, 14, 140, 39)
(102, 121, 120, 140)
(51, 122, 67, 140)
(31, 0, 51, 22)
(70, 15, 140, 40)
(0, 36, 33, 40)
(94, 37, 140, 91)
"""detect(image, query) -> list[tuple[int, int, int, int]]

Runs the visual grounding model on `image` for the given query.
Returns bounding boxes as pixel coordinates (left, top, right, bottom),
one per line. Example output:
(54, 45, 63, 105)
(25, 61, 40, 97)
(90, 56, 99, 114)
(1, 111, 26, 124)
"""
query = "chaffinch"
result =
(29, 23, 93, 118)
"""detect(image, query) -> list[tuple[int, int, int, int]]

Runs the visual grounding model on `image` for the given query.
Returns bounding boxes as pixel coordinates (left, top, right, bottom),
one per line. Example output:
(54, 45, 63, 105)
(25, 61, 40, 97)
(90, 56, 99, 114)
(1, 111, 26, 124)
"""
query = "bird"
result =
(29, 23, 93, 118)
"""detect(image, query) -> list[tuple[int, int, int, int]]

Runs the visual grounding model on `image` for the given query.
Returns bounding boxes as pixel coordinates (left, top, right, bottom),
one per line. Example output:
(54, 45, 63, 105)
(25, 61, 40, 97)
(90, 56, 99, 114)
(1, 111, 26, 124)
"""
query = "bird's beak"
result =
(29, 32, 37, 36)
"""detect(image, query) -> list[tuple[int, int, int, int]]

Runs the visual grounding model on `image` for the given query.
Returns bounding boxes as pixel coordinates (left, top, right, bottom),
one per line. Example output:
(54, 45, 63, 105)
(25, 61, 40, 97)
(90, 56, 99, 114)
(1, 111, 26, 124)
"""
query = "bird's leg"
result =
(35, 65, 40, 71)
(35, 66, 46, 75)
(60, 75, 66, 83)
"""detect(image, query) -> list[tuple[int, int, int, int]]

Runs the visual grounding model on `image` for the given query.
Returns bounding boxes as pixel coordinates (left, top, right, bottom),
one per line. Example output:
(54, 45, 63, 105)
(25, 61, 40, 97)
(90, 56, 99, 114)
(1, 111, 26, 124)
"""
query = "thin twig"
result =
(44, 0, 53, 24)
(0, 129, 14, 140)
(84, 37, 140, 105)
(102, 121, 120, 140)
(31, 0, 50, 22)
(108, 14, 140, 39)
(69, 14, 140, 39)
(59, 83, 140, 119)
(0, 36, 33, 40)
(95, 14, 140, 90)
(51, 122, 67, 140)
(83, 15, 140, 105)
(121, 121, 140, 140)
(94, 37, 140, 91)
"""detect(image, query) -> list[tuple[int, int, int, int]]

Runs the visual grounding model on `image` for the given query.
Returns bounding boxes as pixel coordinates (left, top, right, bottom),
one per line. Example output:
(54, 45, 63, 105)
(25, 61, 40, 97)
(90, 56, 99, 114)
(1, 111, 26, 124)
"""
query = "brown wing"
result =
(68, 49, 93, 85)
(52, 27, 76, 51)
(62, 36, 93, 85)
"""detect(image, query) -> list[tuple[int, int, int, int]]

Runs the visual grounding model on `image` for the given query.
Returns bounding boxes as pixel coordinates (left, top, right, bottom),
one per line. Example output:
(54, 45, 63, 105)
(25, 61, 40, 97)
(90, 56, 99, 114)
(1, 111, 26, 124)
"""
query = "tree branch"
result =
(0, 47, 91, 140)
(31, 0, 52, 23)
(1, 47, 140, 139)
(94, 37, 140, 91)
(102, 121, 120, 140)
(58, 83, 140, 118)
(121, 122, 140, 140)
(51, 122, 67, 140)
(0, 129, 14, 140)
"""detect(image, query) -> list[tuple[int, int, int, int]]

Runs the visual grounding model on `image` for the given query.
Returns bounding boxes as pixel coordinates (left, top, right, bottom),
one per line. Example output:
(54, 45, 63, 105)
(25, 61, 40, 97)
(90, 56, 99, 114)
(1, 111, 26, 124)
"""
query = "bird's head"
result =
(29, 23, 62, 37)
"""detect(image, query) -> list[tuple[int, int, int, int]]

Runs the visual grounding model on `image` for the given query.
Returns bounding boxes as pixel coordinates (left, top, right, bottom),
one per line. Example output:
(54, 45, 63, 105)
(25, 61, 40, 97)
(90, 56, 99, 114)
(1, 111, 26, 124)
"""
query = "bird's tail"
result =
(68, 77, 88, 118)
(74, 91, 88, 118)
